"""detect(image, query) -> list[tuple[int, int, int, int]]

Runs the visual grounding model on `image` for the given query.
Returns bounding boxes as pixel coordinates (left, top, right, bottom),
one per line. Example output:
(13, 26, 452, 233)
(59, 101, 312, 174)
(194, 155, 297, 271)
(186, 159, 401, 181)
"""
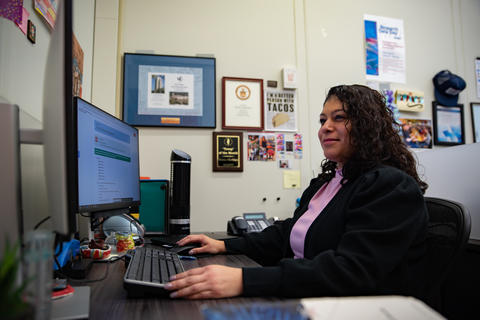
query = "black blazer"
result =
(225, 165, 428, 299)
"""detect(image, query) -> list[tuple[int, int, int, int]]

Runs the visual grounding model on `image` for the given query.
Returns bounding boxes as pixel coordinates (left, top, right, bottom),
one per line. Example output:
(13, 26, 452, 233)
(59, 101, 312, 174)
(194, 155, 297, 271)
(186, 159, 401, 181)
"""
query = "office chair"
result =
(424, 196, 471, 314)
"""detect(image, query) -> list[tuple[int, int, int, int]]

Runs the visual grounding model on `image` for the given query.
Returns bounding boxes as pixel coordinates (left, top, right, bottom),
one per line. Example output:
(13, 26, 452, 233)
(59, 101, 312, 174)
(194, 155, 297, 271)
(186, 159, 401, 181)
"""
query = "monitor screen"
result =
(76, 97, 140, 213)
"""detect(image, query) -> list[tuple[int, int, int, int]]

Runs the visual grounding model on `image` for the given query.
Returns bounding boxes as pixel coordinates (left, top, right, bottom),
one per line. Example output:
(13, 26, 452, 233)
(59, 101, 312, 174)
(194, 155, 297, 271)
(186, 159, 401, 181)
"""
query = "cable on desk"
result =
(96, 255, 126, 263)
(68, 262, 110, 284)
(54, 250, 125, 284)
(33, 216, 51, 230)
(90, 216, 104, 231)
(70, 255, 126, 283)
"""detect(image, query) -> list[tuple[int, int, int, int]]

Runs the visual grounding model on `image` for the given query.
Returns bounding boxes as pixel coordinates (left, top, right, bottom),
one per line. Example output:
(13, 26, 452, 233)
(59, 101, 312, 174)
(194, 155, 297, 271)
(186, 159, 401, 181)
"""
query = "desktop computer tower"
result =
(169, 150, 191, 235)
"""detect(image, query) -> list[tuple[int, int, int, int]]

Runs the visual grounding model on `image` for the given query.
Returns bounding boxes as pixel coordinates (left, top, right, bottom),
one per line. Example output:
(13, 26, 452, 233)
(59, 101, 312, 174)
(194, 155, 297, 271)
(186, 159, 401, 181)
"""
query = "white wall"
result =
(110, 0, 311, 232)
(1, 0, 478, 236)
(0, 0, 96, 231)
(0, 0, 95, 121)
(459, 0, 480, 112)
(91, 0, 119, 115)
(304, 0, 480, 172)
(93, 0, 478, 232)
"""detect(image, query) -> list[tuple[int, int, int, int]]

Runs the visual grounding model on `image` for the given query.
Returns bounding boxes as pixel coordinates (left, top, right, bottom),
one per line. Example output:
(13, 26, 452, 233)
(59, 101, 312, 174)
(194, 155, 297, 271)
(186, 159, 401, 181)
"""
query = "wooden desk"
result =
(83, 251, 283, 320)
(70, 249, 444, 320)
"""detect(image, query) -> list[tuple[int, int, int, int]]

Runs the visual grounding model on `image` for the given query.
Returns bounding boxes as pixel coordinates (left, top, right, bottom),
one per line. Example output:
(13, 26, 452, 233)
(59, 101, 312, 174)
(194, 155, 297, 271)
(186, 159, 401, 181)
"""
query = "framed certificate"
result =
(222, 77, 264, 131)
(471, 102, 480, 142)
(212, 132, 243, 172)
(432, 101, 465, 146)
(122, 53, 216, 128)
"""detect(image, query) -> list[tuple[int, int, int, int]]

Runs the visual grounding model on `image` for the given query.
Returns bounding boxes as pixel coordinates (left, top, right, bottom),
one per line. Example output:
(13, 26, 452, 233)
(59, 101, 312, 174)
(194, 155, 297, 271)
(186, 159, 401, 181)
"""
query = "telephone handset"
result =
(227, 216, 249, 236)
(227, 213, 273, 236)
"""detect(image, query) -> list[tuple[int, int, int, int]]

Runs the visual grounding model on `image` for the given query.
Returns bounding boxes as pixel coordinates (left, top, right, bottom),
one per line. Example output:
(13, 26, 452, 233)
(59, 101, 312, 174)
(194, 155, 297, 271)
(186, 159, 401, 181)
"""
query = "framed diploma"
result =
(471, 102, 480, 142)
(432, 101, 465, 146)
(122, 53, 216, 128)
(222, 77, 264, 130)
(212, 132, 243, 172)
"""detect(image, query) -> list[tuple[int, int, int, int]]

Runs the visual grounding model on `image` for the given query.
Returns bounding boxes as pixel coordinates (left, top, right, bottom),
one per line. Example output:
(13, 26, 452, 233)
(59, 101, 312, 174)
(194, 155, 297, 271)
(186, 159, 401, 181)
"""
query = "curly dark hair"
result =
(319, 84, 428, 193)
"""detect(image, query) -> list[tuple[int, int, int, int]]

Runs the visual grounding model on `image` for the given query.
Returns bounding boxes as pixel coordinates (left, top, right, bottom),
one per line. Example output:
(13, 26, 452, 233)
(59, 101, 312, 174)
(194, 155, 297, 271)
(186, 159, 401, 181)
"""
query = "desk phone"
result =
(227, 213, 272, 236)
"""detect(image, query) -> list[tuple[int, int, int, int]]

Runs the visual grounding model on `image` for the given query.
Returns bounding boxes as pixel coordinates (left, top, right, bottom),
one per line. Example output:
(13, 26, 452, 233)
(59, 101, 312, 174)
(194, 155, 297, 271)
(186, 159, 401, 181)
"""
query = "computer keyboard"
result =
(123, 246, 185, 297)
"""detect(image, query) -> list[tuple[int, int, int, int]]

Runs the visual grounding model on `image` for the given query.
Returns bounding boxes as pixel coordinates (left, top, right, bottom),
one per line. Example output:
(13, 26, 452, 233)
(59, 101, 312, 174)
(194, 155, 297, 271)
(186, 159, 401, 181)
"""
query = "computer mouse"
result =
(169, 243, 202, 256)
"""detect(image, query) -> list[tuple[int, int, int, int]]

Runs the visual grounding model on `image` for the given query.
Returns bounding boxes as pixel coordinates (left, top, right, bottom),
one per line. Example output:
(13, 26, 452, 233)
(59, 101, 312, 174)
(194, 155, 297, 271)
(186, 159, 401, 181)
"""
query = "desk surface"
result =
(73, 238, 445, 320)
(82, 249, 283, 320)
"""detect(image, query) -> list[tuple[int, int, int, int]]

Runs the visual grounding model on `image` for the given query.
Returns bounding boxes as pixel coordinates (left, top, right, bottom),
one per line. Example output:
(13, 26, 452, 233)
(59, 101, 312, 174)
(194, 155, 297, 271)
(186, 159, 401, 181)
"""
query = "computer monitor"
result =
(42, 0, 140, 240)
(42, 0, 75, 239)
(76, 97, 140, 216)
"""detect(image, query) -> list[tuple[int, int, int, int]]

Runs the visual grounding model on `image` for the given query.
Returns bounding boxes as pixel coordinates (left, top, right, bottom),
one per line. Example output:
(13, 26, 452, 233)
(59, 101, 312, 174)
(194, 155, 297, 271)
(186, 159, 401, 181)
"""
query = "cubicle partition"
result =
(416, 143, 480, 239)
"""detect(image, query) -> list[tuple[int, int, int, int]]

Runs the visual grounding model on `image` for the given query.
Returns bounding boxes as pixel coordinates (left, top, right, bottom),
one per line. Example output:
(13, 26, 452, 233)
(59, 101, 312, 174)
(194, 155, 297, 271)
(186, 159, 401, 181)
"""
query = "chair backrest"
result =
(424, 196, 471, 311)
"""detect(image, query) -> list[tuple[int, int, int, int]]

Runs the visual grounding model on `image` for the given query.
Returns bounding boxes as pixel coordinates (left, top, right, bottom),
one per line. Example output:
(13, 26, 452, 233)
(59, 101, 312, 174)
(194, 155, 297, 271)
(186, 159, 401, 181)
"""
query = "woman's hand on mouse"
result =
(176, 234, 226, 255)
(165, 265, 242, 299)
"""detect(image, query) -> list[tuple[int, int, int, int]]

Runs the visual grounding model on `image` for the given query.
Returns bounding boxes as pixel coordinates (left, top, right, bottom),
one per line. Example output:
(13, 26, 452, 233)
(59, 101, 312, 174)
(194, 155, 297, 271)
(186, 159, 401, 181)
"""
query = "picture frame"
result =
(122, 53, 216, 128)
(470, 102, 480, 142)
(432, 101, 465, 146)
(212, 132, 243, 172)
(27, 20, 36, 44)
(222, 77, 264, 131)
(398, 118, 432, 149)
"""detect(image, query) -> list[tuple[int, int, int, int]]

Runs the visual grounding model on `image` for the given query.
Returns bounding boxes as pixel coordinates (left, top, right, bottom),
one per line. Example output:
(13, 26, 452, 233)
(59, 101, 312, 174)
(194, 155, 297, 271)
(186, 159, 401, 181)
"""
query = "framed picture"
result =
(471, 102, 480, 142)
(27, 20, 36, 44)
(122, 53, 216, 128)
(212, 132, 243, 172)
(222, 77, 264, 130)
(399, 118, 432, 149)
(432, 101, 465, 146)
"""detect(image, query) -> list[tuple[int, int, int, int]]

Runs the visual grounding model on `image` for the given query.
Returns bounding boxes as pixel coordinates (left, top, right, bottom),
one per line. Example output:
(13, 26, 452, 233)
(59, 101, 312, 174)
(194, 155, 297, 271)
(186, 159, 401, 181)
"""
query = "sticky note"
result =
(283, 170, 300, 189)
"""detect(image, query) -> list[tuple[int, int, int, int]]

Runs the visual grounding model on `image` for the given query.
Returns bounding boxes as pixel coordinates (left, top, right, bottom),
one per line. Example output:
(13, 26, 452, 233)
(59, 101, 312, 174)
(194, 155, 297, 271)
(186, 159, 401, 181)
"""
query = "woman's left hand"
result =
(165, 265, 243, 299)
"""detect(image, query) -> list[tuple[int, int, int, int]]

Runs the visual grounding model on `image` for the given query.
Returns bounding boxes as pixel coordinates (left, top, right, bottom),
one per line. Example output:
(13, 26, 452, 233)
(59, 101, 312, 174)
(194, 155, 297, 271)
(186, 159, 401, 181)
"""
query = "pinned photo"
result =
(399, 118, 432, 149)
(279, 159, 291, 169)
(27, 20, 36, 44)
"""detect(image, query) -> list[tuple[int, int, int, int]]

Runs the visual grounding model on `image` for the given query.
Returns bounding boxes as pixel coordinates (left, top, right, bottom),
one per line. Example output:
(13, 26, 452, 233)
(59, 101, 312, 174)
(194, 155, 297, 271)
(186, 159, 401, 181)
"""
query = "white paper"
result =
(475, 58, 480, 99)
(147, 72, 194, 110)
(364, 14, 406, 84)
(264, 90, 298, 132)
(301, 296, 445, 320)
(137, 65, 203, 117)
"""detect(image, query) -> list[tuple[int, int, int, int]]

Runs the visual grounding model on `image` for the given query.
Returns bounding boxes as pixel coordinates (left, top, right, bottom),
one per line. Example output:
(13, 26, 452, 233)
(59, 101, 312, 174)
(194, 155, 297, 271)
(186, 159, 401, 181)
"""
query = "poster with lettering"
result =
(364, 14, 406, 84)
(264, 89, 297, 132)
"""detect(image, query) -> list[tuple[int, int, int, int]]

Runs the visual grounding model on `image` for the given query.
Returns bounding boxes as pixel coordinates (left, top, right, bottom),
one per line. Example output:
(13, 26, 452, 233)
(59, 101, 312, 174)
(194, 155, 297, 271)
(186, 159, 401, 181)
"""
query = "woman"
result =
(166, 84, 429, 300)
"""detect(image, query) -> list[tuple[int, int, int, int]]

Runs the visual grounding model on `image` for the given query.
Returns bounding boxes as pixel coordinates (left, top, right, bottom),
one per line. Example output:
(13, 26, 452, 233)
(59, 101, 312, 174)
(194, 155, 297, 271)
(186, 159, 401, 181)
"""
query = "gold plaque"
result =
(213, 132, 243, 172)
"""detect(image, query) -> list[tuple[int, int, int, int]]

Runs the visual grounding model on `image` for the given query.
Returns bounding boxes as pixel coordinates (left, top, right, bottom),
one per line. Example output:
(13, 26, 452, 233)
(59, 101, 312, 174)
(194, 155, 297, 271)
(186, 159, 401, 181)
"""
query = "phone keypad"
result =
(246, 219, 268, 232)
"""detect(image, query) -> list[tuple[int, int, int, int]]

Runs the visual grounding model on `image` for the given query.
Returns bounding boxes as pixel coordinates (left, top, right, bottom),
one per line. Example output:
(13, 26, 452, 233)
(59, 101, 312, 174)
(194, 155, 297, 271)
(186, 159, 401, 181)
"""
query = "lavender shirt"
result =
(290, 169, 343, 259)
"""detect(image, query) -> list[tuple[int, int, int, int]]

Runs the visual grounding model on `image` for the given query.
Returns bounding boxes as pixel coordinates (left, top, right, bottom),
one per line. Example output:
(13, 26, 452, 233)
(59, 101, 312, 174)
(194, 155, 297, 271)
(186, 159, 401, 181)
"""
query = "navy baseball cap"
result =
(432, 70, 466, 106)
